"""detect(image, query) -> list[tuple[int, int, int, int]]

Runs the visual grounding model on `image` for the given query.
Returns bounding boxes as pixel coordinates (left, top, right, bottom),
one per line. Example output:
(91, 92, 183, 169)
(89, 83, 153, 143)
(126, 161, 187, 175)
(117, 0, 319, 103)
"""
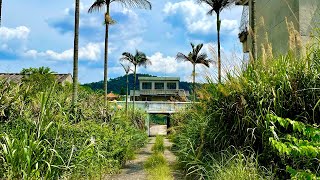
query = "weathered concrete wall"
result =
(253, 0, 299, 56)
(299, 0, 320, 36)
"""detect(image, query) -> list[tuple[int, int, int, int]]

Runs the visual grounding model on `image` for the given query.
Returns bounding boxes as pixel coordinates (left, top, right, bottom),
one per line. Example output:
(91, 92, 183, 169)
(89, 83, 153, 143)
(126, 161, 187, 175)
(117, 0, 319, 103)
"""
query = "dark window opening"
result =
(155, 83, 164, 89)
(142, 82, 152, 89)
(167, 82, 177, 89)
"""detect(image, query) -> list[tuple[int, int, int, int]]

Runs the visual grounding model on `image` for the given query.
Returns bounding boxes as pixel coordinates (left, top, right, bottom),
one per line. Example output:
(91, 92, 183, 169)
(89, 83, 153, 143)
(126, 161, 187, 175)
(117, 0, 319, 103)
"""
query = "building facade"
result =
(237, 0, 320, 57)
(130, 77, 189, 102)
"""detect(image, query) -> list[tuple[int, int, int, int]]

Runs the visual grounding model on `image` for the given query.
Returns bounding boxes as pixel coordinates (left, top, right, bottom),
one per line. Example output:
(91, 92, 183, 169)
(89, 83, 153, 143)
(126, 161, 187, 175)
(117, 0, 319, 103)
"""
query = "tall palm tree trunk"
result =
(192, 64, 196, 102)
(125, 72, 129, 117)
(133, 65, 137, 115)
(251, 0, 257, 61)
(0, 0, 2, 27)
(72, 0, 80, 115)
(217, 12, 222, 83)
(104, 5, 110, 113)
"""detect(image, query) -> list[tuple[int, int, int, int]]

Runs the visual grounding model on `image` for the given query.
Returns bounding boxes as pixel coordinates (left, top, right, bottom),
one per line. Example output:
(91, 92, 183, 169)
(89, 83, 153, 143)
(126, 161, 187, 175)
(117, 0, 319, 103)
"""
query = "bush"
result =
(0, 78, 148, 179)
(172, 40, 320, 178)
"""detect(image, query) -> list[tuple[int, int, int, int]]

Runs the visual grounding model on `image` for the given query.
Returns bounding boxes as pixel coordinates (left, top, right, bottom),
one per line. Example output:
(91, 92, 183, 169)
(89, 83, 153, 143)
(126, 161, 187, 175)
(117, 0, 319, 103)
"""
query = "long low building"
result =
(0, 73, 73, 85)
(130, 76, 190, 102)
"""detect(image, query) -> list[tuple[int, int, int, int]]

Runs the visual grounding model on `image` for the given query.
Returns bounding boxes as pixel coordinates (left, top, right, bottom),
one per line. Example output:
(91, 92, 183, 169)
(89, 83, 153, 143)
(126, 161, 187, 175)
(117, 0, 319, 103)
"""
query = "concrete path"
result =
(149, 125, 167, 136)
(164, 138, 185, 180)
(104, 137, 184, 180)
(104, 138, 155, 180)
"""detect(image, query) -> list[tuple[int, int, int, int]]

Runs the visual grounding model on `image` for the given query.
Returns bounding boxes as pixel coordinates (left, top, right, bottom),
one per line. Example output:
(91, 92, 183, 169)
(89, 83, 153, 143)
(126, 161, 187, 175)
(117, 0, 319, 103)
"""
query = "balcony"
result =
(130, 89, 189, 97)
(239, 5, 250, 53)
(115, 101, 192, 113)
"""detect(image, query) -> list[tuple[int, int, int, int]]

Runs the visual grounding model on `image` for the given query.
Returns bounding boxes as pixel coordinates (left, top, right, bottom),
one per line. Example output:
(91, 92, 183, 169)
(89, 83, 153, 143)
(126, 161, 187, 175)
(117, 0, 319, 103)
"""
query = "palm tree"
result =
(88, 0, 152, 110)
(120, 63, 132, 117)
(197, 0, 235, 83)
(0, 0, 2, 26)
(120, 50, 151, 113)
(176, 43, 212, 102)
(72, 0, 80, 114)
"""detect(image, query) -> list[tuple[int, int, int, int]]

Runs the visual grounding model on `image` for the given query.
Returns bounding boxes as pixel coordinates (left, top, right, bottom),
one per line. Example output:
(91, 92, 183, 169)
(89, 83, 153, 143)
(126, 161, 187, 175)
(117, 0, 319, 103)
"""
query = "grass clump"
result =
(151, 135, 165, 153)
(144, 137, 173, 180)
(208, 153, 271, 180)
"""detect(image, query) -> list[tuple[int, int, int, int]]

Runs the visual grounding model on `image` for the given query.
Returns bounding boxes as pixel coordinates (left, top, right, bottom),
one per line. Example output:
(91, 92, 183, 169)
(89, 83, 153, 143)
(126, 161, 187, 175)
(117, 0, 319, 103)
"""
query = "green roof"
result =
(138, 77, 180, 81)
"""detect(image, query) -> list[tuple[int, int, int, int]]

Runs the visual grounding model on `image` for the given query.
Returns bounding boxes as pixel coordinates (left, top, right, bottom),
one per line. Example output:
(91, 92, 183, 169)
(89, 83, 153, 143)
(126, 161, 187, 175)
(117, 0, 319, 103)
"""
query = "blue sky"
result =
(0, 0, 243, 83)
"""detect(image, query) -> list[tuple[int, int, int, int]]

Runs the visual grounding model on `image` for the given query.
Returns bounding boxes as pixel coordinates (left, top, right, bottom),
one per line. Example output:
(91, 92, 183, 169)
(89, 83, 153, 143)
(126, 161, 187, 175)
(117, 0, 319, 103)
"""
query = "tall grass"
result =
(0, 74, 148, 179)
(171, 33, 320, 178)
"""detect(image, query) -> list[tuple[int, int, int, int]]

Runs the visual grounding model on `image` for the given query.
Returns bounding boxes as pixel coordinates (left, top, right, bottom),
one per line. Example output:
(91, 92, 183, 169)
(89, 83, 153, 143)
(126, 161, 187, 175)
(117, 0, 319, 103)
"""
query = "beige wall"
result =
(246, 0, 320, 57)
(254, 0, 299, 56)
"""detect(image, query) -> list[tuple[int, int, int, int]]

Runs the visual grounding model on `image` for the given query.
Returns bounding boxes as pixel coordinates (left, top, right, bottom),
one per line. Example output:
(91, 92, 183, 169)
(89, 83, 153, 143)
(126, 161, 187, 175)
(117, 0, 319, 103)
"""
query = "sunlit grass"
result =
(151, 135, 165, 153)
(145, 136, 173, 180)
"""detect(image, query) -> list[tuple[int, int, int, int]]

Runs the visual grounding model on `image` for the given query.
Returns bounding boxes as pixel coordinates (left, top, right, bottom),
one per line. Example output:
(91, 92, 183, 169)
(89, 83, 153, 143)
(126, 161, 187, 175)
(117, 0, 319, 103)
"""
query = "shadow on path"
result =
(104, 138, 155, 180)
(104, 137, 184, 180)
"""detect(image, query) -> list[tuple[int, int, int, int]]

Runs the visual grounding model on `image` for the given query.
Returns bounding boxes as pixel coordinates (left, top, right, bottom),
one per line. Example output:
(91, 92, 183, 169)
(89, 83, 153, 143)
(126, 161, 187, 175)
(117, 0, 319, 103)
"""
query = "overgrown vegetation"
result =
(0, 71, 148, 179)
(145, 136, 173, 180)
(171, 35, 320, 179)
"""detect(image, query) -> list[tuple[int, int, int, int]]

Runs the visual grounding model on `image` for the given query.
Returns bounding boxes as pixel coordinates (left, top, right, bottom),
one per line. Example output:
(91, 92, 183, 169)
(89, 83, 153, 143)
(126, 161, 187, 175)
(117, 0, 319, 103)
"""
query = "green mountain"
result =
(82, 74, 193, 94)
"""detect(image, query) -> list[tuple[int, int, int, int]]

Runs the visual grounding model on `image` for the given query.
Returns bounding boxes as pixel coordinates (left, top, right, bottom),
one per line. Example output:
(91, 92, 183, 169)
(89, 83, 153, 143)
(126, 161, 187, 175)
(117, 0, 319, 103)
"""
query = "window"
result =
(167, 82, 177, 89)
(142, 82, 152, 89)
(155, 83, 164, 89)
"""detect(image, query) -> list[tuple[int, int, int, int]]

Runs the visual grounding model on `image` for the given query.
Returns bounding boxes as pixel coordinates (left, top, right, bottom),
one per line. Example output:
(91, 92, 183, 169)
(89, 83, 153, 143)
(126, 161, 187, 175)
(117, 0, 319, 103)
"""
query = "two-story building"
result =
(130, 77, 190, 102)
(237, 0, 320, 57)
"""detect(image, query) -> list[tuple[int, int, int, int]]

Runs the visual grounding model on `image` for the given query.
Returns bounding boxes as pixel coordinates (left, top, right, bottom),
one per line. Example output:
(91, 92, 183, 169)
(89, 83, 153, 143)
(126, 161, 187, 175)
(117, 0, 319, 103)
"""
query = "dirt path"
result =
(104, 137, 183, 180)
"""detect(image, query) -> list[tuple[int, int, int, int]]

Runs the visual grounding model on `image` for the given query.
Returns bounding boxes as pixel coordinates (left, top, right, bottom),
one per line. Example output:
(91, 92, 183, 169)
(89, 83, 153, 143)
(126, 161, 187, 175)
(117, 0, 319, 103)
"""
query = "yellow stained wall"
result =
(246, 0, 320, 57)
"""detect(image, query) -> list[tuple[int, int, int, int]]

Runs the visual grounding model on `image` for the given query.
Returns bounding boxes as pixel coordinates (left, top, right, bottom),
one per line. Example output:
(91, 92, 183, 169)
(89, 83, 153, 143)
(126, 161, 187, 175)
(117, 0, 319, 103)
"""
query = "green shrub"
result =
(0, 78, 148, 179)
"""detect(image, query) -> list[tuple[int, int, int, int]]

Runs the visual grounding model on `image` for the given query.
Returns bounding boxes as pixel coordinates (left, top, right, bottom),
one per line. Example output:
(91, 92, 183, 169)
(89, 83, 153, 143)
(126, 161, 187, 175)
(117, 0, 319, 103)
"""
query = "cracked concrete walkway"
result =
(104, 128, 184, 180)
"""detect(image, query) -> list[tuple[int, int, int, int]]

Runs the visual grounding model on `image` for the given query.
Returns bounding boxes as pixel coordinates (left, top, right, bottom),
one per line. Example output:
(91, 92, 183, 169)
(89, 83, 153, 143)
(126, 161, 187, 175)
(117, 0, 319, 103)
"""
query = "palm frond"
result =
(196, 53, 213, 67)
(120, 52, 136, 64)
(112, 0, 152, 9)
(120, 63, 131, 74)
(194, 44, 204, 56)
(207, 8, 215, 16)
(135, 50, 151, 67)
(198, 0, 236, 14)
(176, 52, 191, 63)
(88, 0, 107, 13)
(120, 50, 151, 67)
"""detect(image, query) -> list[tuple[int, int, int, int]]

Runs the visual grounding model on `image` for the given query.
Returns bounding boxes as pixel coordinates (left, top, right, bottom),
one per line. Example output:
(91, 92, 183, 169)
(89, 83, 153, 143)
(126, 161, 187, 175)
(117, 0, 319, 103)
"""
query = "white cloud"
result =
(144, 52, 196, 81)
(25, 42, 104, 61)
(0, 26, 30, 41)
(0, 26, 31, 55)
(147, 52, 187, 74)
(163, 0, 239, 35)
